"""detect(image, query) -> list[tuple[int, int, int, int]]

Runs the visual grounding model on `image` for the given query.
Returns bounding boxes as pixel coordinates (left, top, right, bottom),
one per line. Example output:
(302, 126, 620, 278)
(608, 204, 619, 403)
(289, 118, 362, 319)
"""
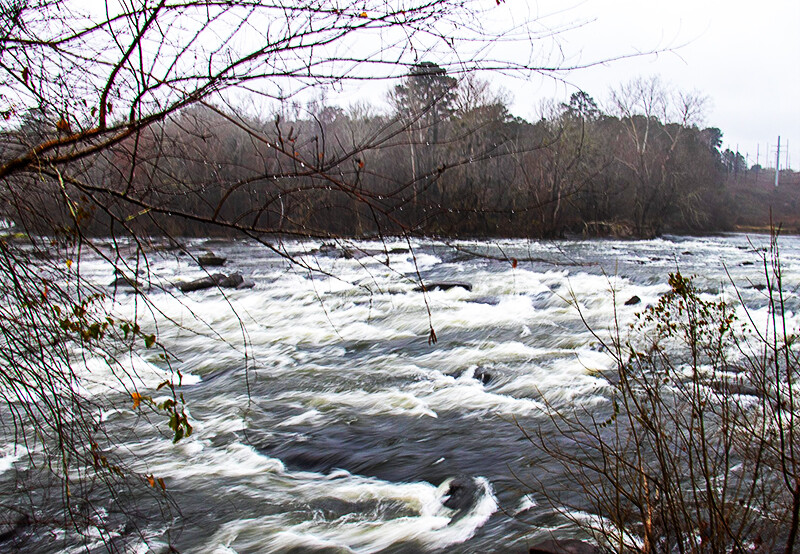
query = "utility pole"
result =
(775, 136, 781, 187)
(786, 140, 790, 170)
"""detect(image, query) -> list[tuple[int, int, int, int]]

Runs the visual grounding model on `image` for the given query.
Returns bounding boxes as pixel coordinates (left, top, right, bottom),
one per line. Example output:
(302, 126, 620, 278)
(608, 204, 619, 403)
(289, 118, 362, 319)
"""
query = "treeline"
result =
(4, 67, 735, 239)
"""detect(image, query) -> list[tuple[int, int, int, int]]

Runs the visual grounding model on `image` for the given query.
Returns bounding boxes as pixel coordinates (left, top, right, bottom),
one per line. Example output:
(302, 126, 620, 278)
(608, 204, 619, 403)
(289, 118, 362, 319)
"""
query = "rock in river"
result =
(624, 295, 641, 306)
(414, 281, 472, 292)
(441, 476, 481, 520)
(197, 253, 227, 267)
(178, 272, 254, 292)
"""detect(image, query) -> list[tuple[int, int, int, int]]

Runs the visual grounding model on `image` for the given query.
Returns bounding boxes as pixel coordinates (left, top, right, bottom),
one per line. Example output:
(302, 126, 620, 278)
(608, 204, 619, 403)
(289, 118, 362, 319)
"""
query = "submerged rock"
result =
(414, 281, 472, 292)
(529, 539, 600, 554)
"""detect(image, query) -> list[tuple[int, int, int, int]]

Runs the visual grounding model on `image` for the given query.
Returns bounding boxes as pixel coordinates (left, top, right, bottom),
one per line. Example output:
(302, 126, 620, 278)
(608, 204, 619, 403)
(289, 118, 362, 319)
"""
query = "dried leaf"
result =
(358, 11, 367, 18)
(511, 258, 518, 268)
(131, 392, 142, 409)
(56, 117, 71, 134)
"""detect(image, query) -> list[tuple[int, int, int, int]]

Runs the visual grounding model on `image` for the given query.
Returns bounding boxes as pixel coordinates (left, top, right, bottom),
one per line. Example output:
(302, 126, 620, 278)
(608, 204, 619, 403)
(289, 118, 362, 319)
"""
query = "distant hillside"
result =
(727, 169, 800, 234)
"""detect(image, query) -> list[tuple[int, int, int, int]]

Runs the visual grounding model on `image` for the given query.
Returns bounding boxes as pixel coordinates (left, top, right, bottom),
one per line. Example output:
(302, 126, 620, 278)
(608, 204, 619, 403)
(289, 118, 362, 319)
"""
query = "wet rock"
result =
(414, 281, 472, 292)
(441, 476, 480, 514)
(446, 368, 464, 379)
(529, 539, 601, 554)
(315, 243, 358, 259)
(741, 261, 755, 266)
(178, 272, 249, 292)
(708, 378, 762, 398)
(197, 253, 226, 267)
(470, 296, 501, 306)
(624, 295, 641, 306)
(237, 278, 256, 289)
(474, 368, 493, 385)
(446, 368, 491, 385)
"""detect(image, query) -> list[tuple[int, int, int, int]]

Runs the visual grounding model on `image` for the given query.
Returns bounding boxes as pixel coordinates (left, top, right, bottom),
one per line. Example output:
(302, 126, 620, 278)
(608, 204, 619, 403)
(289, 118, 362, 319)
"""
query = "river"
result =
(5, 233, 800, 553)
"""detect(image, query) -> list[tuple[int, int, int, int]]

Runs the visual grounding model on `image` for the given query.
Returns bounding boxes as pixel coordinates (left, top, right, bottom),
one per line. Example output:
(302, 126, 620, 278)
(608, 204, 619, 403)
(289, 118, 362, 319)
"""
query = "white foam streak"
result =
(0, 444, 27, 473)
(201, 473, 497, 554)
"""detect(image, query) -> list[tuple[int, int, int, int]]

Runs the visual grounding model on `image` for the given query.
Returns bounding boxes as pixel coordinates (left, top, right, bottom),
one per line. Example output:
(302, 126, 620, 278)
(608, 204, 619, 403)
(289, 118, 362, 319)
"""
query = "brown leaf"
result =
(56, 117, 71, 134)
(511, 258, 518, 268)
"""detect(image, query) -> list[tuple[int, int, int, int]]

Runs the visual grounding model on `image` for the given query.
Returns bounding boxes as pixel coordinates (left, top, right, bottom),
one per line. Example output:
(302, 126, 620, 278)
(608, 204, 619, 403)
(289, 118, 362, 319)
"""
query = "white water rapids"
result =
(3, 233, 800, 553)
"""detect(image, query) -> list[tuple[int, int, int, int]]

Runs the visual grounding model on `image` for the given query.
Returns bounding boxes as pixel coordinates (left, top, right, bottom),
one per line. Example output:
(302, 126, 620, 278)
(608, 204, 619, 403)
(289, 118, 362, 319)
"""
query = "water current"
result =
(5, 233, 800, 553)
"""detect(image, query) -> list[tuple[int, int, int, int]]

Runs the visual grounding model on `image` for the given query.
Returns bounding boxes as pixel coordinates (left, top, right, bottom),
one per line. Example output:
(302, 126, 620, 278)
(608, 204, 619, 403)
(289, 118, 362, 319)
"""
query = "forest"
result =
(5, 64, 783, 242)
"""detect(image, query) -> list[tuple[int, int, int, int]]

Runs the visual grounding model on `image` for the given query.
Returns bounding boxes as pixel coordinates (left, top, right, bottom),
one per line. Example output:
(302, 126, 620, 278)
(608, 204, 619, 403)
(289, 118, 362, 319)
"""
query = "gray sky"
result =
(506, 0, 800, 169)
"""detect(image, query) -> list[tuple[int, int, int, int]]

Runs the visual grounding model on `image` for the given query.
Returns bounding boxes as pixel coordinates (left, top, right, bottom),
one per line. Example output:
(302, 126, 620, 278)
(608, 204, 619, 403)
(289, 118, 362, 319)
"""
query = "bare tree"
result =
(528, 232, 800, 553)
(0, 0, 586, 549)
(608, 76, 708, 236)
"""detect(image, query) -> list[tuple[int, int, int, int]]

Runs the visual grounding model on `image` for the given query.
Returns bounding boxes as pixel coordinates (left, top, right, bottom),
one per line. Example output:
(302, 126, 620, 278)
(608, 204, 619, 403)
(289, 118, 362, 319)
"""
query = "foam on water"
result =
(75, 353, 200, 397)
(199, 473, 497, 553)
(22, 234, 800, 552)
(302, 389, 438, 418)
(0, 444, 27, 473)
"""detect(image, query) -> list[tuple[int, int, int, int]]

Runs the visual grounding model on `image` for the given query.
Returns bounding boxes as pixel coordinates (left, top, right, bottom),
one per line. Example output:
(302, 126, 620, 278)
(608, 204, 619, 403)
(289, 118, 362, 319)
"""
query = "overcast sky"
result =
(501, 0, 800, 169)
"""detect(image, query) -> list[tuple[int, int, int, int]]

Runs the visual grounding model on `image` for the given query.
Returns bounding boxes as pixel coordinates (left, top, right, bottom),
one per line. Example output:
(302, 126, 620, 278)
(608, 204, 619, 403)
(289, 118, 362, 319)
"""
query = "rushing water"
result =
(6, 233, 800, 553)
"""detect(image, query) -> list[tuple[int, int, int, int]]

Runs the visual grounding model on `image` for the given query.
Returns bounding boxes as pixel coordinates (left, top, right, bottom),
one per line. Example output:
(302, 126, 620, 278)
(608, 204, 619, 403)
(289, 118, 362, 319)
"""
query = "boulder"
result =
(178, 272, 250, 292)
(315, 243, 357, 259)
(197, 253, 226, 267)
(441, 477, 480, 514)
(624, 295, 641, 306)
(414, 281, 472, 292)
(474, 368, 493, 385)
(709, 378, 762, 398)
(447, 368, 492, 385)
(529, 539, 600, 554)
(237, 278, 256, 289)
